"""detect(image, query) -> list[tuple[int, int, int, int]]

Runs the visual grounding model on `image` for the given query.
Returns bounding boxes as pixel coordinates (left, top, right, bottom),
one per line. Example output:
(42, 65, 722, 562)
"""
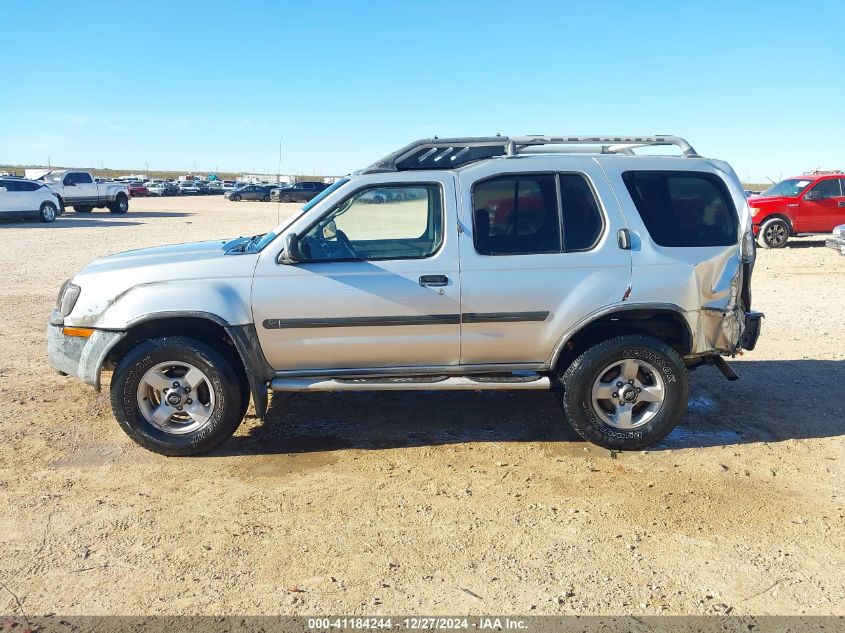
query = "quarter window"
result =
(622, 170, 739, 247)
(300, 184, 442, 261)
(560, 174, 604, 251)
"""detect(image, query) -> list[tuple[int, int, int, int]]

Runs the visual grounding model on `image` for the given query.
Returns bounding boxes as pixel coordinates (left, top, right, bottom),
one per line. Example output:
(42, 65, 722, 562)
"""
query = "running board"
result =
(270, 374, 551, 392)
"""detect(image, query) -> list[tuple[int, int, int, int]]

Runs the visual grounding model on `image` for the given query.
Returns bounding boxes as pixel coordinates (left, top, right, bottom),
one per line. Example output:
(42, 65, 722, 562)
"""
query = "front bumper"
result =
(47, 317, 126, 390)
(825, 237, 845, 255)
(739, 310, 764, 352)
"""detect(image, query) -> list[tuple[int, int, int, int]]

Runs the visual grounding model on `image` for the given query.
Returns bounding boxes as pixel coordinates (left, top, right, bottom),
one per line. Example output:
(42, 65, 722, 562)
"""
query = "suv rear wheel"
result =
(758, 218, 789, 248)
(558, 335, 689, 450)
(110, 336, 244, 456)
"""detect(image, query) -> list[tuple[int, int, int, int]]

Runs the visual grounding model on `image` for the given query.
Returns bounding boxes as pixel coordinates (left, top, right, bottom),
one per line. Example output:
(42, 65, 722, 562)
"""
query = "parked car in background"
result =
(128, 182, 150, 197)
(147, 183, 167, 197)
(162, 182, 180, 196)
(38, 170, 129, 214)
(221, 180, 237, 191)
(271, 181, 329, 202)
(178, 181, 200, 196)
(225, 184, 273, 202)
(207, 182, 225, 195)
(749, 172, 845, 248)
(194, 181, 210, 195)
(0, 177, 61, 223)
(826, 224, 845, 255)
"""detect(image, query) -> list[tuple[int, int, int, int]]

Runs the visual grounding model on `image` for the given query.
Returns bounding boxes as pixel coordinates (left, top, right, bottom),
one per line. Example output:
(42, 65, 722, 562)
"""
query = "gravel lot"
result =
(1, 195, 843, 616)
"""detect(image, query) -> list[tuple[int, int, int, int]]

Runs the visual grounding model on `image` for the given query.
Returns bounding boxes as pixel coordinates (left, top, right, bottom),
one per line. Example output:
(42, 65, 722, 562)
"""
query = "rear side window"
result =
(472, 174, 560, 255)
(472, 173, 604, 255)
(622, 171, 738, 247)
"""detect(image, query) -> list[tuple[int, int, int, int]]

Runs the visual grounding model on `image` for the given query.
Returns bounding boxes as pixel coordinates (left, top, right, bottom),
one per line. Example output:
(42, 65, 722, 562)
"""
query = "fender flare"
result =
(547, 302, 694, 368)
(118, 311, 273, 418)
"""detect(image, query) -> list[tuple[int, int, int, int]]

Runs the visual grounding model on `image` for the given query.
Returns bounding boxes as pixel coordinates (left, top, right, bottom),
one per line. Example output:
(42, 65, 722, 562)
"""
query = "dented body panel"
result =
(597, 156, 754, 356)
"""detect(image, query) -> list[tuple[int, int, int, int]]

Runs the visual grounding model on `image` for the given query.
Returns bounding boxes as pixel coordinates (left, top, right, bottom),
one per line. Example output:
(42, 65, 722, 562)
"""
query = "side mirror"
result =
(283, 233, 302, 264)
(804, 190, 821, 201)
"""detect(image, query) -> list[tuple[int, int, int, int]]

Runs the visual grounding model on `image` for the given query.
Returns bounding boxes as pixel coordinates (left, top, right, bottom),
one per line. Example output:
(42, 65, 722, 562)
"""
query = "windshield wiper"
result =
(228, 233, 264, 254)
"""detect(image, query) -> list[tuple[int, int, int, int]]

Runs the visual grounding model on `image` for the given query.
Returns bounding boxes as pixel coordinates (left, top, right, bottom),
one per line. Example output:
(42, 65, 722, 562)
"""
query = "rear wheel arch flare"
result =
(552, 306, 694, 371)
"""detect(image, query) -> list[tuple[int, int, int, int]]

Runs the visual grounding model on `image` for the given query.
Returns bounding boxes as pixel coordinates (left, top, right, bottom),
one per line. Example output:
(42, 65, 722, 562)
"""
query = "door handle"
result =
(838, 201, 845, 207)
(617, 228, 632, 250)
(419, 274, 449, 287)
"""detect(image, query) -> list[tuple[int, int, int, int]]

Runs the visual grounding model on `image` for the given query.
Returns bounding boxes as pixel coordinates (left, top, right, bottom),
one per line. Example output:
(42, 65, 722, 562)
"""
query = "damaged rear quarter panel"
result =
(602, 159, 754, 355)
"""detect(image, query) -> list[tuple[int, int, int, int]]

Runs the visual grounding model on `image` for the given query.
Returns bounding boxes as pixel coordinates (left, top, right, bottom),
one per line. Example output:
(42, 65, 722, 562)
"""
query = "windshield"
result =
(247, 178, 350, 252)
(37, 171, 66, 182)
(761, 178, 812, 197)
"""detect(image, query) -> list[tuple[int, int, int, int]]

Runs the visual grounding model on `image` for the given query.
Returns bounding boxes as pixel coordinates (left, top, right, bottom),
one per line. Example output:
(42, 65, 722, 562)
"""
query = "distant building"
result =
(239, 174, 292, 184)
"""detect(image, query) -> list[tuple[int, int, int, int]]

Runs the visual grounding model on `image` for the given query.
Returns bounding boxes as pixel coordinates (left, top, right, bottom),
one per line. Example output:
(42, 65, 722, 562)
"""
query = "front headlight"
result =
(57, 281, 81, 316)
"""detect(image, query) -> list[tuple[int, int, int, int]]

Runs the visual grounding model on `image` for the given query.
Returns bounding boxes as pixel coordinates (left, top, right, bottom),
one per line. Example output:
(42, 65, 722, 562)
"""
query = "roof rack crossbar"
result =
(360, 135, 699, 173)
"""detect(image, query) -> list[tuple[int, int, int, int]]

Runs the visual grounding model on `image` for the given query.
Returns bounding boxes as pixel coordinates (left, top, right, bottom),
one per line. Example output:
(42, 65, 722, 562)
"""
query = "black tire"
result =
(74, 205, 93, 213)
(39, 201, 58, 223)
(232, 194, 242, 202)
(558, 335, 689, 450)
(110, 336, 244, 456)
(109, 193, 129, 214)
(282, 193, 292, 203)
(262, 194, 270, 202)
(758, 218, 789, 249)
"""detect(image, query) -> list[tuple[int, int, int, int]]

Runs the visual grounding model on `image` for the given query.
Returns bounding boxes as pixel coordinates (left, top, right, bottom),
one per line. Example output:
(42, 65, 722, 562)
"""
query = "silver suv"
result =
(47, 135, 763, 456)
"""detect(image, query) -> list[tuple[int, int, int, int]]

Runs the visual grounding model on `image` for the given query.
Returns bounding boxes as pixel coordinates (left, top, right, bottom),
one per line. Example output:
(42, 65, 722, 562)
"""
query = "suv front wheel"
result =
(110, 336, 244, 456)
(558, 335, 689, 450)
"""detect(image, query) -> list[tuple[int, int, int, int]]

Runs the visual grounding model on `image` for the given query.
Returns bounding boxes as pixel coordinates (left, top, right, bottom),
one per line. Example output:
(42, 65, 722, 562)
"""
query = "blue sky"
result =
(1, 0, 843, 181)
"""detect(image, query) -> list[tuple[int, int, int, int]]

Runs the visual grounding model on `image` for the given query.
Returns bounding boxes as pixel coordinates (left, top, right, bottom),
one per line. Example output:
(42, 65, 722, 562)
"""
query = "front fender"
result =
(66, 279, 253, 330)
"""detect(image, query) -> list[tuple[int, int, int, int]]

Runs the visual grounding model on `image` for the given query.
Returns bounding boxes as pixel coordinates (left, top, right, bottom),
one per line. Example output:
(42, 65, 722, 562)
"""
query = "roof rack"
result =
(361, 135, 699, 173)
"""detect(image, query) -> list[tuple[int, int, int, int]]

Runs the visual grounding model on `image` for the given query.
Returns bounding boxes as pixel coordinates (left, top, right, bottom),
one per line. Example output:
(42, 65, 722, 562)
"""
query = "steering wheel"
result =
(305, 228, 357, 260)
(334, 229, 356, 258)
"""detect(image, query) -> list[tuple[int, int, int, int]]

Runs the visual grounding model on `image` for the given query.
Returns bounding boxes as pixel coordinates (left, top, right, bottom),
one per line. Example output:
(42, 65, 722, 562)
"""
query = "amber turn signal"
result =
(62, 327, 94, 338)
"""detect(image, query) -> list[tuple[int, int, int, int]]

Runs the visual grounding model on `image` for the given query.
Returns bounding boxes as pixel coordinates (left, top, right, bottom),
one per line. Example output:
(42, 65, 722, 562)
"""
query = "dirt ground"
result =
(1, 195, 843, 617)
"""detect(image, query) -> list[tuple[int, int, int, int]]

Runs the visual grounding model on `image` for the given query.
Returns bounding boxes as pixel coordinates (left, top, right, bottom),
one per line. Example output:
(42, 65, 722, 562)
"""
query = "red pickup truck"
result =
(750, 172, 845, 248)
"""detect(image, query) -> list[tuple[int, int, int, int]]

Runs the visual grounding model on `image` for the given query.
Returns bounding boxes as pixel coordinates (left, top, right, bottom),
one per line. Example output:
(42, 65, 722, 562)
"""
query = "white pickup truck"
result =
(38, 170, 129, 214)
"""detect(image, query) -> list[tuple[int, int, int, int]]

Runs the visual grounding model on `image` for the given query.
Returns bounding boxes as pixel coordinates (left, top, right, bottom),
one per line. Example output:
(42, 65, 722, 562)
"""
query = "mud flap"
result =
(225, 324, 273, 419)
(740, 311, 764, 351)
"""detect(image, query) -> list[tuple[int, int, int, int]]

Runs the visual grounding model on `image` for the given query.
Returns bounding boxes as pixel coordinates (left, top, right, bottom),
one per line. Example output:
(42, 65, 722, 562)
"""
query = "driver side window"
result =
(809, 179, 842, 200)
(300, 184, 443, 262)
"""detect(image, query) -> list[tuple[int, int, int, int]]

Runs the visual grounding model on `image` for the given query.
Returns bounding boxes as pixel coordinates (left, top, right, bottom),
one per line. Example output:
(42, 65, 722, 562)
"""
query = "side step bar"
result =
(270, 374, 551, 392)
